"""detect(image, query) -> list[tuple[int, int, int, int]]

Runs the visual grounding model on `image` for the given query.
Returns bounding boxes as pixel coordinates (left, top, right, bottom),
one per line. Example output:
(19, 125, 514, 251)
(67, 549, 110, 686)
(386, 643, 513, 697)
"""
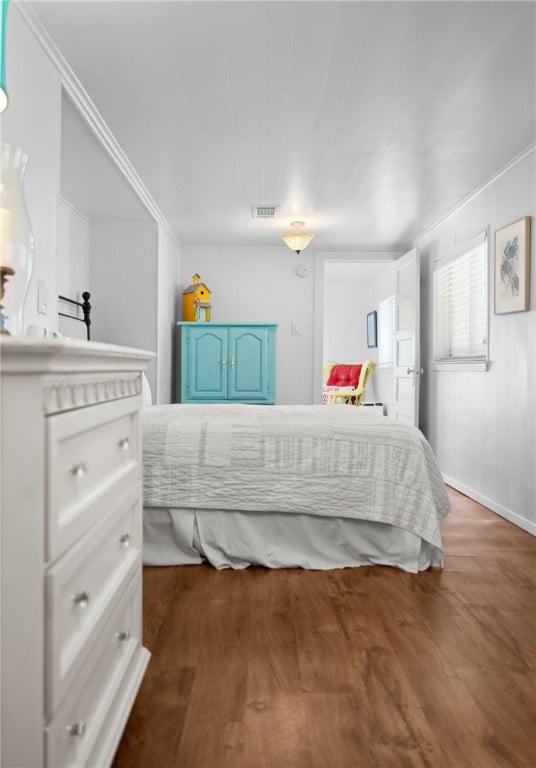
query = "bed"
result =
(54, 294, 449, 573)
(142, 403, 450, 573)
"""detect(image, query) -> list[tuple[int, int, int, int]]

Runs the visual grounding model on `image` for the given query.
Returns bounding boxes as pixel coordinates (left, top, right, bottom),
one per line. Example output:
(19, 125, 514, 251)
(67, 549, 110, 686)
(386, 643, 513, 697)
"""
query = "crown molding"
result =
(16, 3, 180, 249)
(417, 142, 536, 243)
(316, 250, 403, 262)
(59, 196, 90, 226)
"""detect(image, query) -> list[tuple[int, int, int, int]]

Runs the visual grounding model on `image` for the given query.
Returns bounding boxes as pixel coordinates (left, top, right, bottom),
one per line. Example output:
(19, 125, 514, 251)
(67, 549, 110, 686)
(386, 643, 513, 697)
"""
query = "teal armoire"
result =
(177, 322, 277, 404)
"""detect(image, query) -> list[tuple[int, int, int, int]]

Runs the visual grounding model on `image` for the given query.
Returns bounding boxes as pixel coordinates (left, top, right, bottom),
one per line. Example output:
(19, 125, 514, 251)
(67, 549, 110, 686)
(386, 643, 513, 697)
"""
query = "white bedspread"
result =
(143, 404, 450, 550)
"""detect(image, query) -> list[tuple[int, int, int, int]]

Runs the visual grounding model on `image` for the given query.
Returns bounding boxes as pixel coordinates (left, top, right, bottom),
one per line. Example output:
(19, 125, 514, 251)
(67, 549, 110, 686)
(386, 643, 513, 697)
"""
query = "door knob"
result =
(66, 721, 86, 737)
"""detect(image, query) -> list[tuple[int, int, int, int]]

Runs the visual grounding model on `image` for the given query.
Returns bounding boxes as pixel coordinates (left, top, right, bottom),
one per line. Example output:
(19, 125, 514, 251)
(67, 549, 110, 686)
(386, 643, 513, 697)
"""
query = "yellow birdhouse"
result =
(182, 273, 212, 322)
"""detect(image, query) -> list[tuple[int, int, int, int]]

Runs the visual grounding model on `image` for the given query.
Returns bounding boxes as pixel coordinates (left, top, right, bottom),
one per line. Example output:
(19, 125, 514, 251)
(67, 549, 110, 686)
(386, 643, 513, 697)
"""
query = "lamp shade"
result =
(0, 1, 9, 114)
(280, 221, 315, 254)
(0, 144, 34, 335)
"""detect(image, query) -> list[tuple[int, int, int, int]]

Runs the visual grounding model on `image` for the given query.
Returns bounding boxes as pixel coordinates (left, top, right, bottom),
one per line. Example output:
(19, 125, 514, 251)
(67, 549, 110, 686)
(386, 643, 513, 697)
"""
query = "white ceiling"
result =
(31, 1, 536, 251)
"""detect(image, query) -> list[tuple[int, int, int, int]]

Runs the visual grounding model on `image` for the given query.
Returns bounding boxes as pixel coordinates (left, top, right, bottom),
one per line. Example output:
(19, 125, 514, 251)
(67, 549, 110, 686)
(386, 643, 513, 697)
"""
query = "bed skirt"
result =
(143, 506, 442, 573)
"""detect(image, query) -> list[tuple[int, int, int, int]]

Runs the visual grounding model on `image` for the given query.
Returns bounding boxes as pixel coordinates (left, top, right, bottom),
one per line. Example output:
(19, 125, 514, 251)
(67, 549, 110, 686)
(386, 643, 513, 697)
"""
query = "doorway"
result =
(315, 256, 398, 415)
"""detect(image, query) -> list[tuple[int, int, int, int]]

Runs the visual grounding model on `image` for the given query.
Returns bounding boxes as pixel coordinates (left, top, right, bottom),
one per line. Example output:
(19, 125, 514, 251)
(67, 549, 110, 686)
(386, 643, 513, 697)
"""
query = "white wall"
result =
(57, 199, 90, 298)
(180, 247, 402, 406)
(180, 246, 315, 404)
(1, 5, 61, 334)
(90, 221, 180, 402)
(323, 261, 397, 412)
(419, 150, 536, 534)
(57, 198, 91, 339)
(90, 220, 159, 388)
(57, 210, 180, 400)
(157, 224, 180, 404)
(57, 199, 181, 400)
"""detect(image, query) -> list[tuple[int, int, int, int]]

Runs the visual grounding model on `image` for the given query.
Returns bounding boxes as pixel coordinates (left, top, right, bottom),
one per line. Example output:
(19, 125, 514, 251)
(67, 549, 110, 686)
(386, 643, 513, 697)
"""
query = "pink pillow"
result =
(326, 364, 362, 389)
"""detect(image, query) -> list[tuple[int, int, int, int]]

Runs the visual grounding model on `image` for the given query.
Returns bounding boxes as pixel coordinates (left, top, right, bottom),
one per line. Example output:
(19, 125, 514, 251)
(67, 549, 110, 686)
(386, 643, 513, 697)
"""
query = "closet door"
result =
(228, 326, 273, 403)
(185, 326, 228, 400)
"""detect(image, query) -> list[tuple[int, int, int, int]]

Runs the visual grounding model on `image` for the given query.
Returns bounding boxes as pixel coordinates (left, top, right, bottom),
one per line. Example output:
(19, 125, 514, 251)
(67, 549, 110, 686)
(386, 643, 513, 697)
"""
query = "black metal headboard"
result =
(58, 292, 91, 340)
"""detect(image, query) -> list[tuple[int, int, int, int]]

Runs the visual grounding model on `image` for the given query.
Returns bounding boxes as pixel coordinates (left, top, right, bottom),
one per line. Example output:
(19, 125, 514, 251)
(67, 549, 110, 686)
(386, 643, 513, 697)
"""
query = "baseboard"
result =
(443, 475, 536, 536)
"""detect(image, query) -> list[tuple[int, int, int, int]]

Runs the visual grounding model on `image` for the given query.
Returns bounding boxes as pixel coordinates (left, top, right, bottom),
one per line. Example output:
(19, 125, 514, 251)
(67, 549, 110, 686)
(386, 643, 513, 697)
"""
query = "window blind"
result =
(377, 295, 395, 367)
(433, 233, 488, 361)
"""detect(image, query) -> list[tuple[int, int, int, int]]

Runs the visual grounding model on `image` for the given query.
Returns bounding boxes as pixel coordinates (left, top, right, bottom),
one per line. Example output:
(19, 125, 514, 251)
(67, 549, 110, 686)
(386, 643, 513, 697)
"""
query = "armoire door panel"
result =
(229, 328, 270, 401)
(186, 327, 228, 399)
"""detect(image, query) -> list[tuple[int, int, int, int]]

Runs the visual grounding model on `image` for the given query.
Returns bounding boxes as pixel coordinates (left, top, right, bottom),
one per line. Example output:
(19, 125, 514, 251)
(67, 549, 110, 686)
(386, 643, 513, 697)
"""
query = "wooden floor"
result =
(113, 488, 536, 768)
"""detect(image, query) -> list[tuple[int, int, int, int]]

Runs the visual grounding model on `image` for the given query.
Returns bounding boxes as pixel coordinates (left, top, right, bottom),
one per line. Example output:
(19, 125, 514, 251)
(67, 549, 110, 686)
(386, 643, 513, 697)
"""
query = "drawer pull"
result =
(119, 533, 131, 547)
(117, 629, 130, 642)
(66, 721, 86, 738)
(118, 437, 130, 451)
(70, 462, 87, 478)
(73, 591, 90, 608)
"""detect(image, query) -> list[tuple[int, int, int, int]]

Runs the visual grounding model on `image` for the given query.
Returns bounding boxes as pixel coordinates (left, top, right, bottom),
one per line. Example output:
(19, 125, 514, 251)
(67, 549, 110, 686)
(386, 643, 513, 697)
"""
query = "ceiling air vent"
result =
(251, 205, 278, 219)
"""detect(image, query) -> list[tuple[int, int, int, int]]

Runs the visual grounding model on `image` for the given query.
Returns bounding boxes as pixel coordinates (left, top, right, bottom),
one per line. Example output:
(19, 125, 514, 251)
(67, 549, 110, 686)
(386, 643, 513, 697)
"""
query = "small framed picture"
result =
(494, 216, 531, 314)
(367, 310, 377, 348)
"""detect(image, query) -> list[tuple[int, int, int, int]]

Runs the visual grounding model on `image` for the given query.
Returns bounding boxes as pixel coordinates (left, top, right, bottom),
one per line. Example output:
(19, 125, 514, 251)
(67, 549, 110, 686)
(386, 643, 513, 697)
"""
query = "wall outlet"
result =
(37, 279, 48, 315)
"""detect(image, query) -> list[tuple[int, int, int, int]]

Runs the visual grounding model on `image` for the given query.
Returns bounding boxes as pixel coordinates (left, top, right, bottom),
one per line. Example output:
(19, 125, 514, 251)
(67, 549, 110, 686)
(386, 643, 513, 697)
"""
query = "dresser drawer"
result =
(46, 574, 141, 768)
(47, 396, 140, 561)
(46, 489, 141, 716)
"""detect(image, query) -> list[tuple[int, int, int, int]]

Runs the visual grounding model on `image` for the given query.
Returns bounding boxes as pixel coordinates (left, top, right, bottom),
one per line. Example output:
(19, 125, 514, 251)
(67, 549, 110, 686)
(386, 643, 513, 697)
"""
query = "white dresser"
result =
(0, 338, 153, 768)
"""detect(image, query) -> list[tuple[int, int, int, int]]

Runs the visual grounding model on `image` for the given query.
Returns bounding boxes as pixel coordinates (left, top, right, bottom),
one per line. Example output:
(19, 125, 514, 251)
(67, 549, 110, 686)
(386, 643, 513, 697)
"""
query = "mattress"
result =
(142, 404, 449, 571)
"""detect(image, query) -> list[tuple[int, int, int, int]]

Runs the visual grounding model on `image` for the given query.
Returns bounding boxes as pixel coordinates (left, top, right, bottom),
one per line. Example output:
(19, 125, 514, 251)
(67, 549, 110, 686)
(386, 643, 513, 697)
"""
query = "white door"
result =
(394, 248, 421, 425)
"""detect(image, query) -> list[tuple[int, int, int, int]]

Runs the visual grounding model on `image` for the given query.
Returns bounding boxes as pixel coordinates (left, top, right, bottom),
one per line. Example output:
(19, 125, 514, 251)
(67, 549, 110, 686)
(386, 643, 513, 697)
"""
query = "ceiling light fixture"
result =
(280, 221, 315, 254)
